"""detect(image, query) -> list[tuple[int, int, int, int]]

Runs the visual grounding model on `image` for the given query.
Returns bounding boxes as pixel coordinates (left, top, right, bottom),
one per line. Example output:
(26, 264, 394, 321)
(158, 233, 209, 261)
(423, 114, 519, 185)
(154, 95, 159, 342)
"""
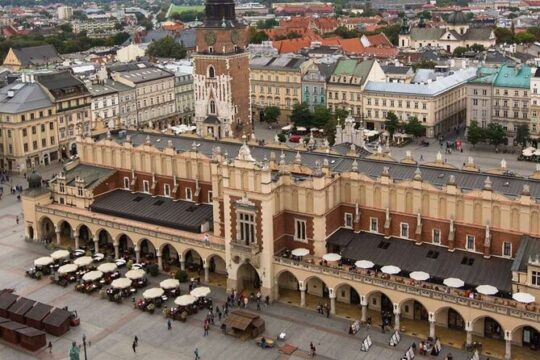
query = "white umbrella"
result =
(310, 127, 319, 131)
(93, 252, 105, 260)
(111, 278, 132, 289)
(322, 253, 341, 262)
(160, 279, 180, 290)
(73, 249, 86, 256)
(82, 270, 103, 282)
(34, 256, 54, 267)
(281, 125, 293, 131)
(355, 260, 374, 269)
(190, 286, 211, 298)
(381, 265, 401, 275)
(523, 149, 533, 157)
(513, 292, 536, 304)
(409, 271, 430, 281)
(115, 259, 126, 266)
(296, 126, 307, 131)
(51, 250, 70, 260)
(143, 288, 165, 299)
(74, 256, 93, 267)
(476, 285, 498, 296)
(444, 277, 465, 288)
(174, 294, 197, 306)
(98, 263, 117, 273)
(291, 248, 309, 257)
(57, 264, 78, 274)
(125, 269, 145, 280)
(132, 263, 144, 270)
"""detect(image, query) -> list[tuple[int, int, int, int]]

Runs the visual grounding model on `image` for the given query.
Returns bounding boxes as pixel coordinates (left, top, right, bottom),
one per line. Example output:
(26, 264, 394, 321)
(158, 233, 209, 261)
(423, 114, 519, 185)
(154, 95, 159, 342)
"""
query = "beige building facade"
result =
(21, 130, 540, 359)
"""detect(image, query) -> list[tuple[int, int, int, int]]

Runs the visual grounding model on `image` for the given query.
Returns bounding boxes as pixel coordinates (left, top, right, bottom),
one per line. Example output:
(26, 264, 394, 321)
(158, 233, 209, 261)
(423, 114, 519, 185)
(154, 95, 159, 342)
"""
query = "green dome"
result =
(447, 11, 468, 25)
(27, 171, 42, 189)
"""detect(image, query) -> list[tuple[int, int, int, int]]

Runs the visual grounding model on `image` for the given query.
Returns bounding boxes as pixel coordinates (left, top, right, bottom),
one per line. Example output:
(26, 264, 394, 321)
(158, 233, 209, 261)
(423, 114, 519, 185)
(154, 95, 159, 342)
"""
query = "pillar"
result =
(203, 263, 209, 283)
(93, 236, 99, 253)
(74, 235, 80, 250)
(157, 251, 163, 271)
(393, 305, 400, 331)
(180, 259, 185, 271)
(114, 243, 119, 259)
(135, 246, 140, 263)
(465, 322, 473, 346)
(300, 282, 306, 307)
(428, 312, 436, 338)
(504, 331, 512, 360)
(329, 291, 336, 315)
(55, 227, 61, 245)
(361, 297, 368, 323)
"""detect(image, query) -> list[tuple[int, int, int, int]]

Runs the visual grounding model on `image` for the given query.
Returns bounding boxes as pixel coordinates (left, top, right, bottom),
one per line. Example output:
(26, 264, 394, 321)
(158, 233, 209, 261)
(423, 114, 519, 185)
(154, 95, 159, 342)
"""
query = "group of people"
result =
(380, 311, 393, 333)
(225, 289, 270, 311)
(316, 303, 331, 318)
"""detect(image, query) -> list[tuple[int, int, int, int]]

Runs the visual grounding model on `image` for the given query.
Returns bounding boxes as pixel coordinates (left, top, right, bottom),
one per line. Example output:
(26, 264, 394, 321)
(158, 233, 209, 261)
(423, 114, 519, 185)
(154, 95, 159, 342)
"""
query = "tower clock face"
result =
(231, 30, 240, 44)
(205, 31, 217, 46)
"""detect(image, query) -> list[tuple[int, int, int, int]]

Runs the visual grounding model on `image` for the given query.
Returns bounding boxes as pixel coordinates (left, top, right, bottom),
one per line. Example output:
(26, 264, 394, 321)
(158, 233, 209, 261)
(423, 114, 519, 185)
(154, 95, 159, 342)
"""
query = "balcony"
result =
(273, 255, 540, 322)
(231, 241, 260, 256)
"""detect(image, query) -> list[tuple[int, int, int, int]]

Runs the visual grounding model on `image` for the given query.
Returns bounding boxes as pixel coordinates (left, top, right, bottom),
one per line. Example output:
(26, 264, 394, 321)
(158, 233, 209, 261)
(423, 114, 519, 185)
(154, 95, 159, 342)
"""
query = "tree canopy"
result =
(402, 117, 426, 138)
(146, 37, 187, 59)
(248, 27, 269, 44)
(515, 124, 530, 148)
(384, 111, 400, 138)
(466, 121, 485, 147)
(262, 106, 280, 124)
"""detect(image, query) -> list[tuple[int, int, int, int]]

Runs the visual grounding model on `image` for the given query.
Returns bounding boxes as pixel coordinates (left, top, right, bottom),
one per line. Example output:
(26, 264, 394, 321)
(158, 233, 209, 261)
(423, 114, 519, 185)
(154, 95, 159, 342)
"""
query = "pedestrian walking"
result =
(265, 295, 270, 307)
(194, 348, 200, 360)
(243, 296, 248, 308)
(48, 341, 52, 353)
(325, 304, 330, 318)
(167, 319, 172, 330)
(132, 340, 137, 353)
(310, 342, 316, 357)
(134, 336, 138, 345)
(16, 216, 19, 225)
(256, 299, 261, 311)
(203, 322, 209, 336)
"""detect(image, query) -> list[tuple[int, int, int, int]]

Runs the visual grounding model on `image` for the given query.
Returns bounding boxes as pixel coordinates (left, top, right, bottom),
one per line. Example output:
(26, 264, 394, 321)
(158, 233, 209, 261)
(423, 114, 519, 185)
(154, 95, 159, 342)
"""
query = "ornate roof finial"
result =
(414, 166, 422, 180)
(522, 184, 531, 196)
(436, 151, 442, 162)
(192, 141, 198, 152)
(382, 166, 390, 176)
(501, 158, 507, 169)
(237, 138, 254, 161)
(145, 135, 151, 145)
(279, 151, 286, 165)
(352, 159, 358, 172)
(448, 174, 456, 185)
(106, 129, 111, 139)
(167, 139, 174, 149)
(125, 134, 131, 143)
(323, 158, 329, 168)
(468, 156, 474, 165)
(270, 151, 276, 161)
(483, 176, 492, 190)
(294, 151, 301, 164)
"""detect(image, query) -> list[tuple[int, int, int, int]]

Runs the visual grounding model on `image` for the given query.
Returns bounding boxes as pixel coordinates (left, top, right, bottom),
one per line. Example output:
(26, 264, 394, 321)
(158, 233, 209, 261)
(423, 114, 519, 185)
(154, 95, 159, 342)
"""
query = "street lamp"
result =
(82, 334, 88, 360)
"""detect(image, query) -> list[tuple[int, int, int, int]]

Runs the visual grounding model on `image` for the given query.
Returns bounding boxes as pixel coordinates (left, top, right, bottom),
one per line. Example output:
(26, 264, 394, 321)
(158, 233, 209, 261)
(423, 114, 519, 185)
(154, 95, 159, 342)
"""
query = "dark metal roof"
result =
(329, 229, 513, 292)
(90, 189, 213, 233)
(102, 131, 540, 201)
(511, 236, 540, 272)
(55, 164, 115, 190)
(12, 45, 62, 66)
(204, 115, 221, 124)
(24, 303, 52, 322)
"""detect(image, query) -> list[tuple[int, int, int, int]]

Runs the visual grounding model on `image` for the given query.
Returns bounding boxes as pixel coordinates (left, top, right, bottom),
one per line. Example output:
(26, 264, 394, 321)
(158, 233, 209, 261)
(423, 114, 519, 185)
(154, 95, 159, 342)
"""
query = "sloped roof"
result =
(331, 59, 377, 85)
(512, 236, 540, 272)
(409, 28, 445, 41)
(11, 45, 62, 67)
(0, 81, 52, 113)
(493, 64, 532, 89)
(463, 28, 493, 41)
(56, 164, 115, 189)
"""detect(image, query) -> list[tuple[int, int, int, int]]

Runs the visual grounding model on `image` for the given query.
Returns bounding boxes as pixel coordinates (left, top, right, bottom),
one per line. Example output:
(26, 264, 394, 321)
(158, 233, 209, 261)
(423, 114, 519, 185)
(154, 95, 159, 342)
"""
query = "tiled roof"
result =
(331, 58, 376, 85)
(364, 33, 392, 47)
(0, 81, 52, 113)
(273, 36, 321, 54)
(11, 45, 62, 67)
(493, 64, 531, 89)
(409, 28, 446, 41)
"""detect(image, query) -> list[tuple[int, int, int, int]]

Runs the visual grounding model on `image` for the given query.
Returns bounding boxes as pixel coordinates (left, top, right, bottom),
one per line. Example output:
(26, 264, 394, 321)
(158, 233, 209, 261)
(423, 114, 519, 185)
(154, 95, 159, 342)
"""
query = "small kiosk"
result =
(43, 308, 71, 336)
(24, 303, 53, 330)
(0, 293, 18, 317)
(222, 310, 265, 340)
(0, 321, 26, 344)
(8, 298, 36, 324)
(17, 327, 47, 351)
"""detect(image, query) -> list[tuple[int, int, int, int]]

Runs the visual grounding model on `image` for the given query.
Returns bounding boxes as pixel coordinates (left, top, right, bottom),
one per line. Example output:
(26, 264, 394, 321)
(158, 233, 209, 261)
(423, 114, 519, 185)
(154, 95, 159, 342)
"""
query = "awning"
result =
(322, 253, 341, 262)
(291, 248, 309, 257)
(381, 265, 401, 275)
(409, 271, 430, 281)
(512, 292, 535, 304)
(190, 287, 211, 298)
(444, 277, 464, 288)
(476, 285, 498, 295)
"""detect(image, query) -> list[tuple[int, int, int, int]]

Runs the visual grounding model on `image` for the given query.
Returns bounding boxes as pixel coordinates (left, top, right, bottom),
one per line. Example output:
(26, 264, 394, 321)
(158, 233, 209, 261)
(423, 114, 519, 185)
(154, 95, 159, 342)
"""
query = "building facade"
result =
(22, 130, 540, 360)
(364, 68, 474, 137)
(86, 81, 120, 130)
(301, 62, 335, 112)
(250, 55, 309, 123)
(36, 71, 91, 157)
(0, 76, 58, 172)
(174, 72, 194, 125)
(193, 0, 251, 138)
(111, 63, 176, 129)
(467, 65, 531, 136)
(57, 6, 73, 20)
(531, 68, 540, 136)
(326, 59, 386, 121)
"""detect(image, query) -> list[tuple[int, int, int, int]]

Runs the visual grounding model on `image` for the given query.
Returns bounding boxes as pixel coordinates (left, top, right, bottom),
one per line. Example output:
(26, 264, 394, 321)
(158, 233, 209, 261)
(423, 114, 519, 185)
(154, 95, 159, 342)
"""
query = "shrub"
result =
(277, 133, 286, 143)
(127, 260, 133, 270)
(148, 263, 159, 277)
(175, 270, 188, 283)
(35, 271, 42, 280)
(147, 303, 155, 313)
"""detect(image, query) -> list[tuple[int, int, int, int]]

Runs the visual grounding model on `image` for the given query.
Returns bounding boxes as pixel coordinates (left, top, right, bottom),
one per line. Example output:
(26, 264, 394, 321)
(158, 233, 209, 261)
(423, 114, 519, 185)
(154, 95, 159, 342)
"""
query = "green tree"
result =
(412, 60, 436, 70)
(466, 121, 485, 147)
(248, 27, 269, 44)
(324, 116, 338, 146)
(171, 11, 204, 22)
(515, 124, 530, 147)
(256, 19, 278, 29)
(470, 43, 485, 52)
(381, 24, 402, 45)
(418, 10, 432, 19)
(312, 106, 332, 128)
(384, 111, 400, 138)
(146, 37, 187, 59)
(403, 117, 426, 138)
(262, 106, 280, 124)
(515, 32, 536, 43)
(291, 103, 313, 128)
(334, 108, 349, 122)
(486, 123, 507, 148)
(494, 27, 515, 43)
(59, 23, 72, 33)
(453, 46, 468, 57)
(335, 26, 359, 39)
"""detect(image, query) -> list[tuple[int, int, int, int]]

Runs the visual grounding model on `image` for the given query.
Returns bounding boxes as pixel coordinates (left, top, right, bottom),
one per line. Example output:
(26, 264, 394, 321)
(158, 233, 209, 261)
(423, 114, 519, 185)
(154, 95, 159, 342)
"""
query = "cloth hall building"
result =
(21, 129, 540, 359)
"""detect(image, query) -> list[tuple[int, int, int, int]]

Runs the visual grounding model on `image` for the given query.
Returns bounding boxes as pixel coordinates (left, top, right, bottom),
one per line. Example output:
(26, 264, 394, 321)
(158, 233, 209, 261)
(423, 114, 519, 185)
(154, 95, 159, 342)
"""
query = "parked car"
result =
(289, 135, 302, 143)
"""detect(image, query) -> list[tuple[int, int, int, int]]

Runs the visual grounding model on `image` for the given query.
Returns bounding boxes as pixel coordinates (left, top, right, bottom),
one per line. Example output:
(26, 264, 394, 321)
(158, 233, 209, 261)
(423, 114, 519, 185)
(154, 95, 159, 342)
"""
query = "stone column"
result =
(329, 292, 336, 315)
(465, 322, 473, 346)
(428, 312, 436, 338)
(135, 246, 140, 263)
(203, 263, 210, 283)
(361, 297, 368, 323)
(157, 251, 163, 271)
(393, 307, 400, 331)
(180, 259, 185, 271)
(55, 227, 61, 245)
(114, 243, 119, 259)
(93, 236, 99, 253)
(74, 235, 80, 250)
(300, 282, 306, 307)
(504, 332, 512, 360)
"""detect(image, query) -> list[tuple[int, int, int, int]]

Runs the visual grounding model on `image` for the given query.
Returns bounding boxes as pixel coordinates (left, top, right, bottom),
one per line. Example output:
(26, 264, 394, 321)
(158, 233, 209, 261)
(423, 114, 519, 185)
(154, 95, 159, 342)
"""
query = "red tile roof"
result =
(365, 33, 392, 47)
(273, 35, 322, 54)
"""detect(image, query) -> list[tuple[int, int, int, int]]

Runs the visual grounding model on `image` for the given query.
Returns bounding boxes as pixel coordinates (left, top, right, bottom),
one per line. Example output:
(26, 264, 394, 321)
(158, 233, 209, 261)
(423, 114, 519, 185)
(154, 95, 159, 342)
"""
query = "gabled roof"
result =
(0, 81, 52, 113)
(10, 45, 62, 67)
(493, 64, 532, 89)
(511, 236, 540, 272)
(409, 28, 446, 41)
(331, 59, 376, 85)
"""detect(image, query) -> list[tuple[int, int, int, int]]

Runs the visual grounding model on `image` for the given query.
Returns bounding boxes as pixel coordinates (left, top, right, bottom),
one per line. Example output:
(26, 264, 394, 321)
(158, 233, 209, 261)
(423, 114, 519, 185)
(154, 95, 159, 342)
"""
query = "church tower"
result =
(193, 0, 251, 139)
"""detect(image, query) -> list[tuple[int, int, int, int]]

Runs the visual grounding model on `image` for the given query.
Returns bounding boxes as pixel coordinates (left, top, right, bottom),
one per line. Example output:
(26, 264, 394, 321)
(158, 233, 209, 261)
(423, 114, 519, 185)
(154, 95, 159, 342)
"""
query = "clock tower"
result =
(193, 0, 251, 139)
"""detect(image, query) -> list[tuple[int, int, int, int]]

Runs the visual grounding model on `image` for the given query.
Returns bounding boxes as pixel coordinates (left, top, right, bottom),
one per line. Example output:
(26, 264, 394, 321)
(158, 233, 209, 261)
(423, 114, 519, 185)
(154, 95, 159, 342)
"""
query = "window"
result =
(238, 211, 256, 244)
(32, 126, 36, 135)
(502, 242, 512, 257)
(370, 217, 378, 232)
(208, 65, 215, 78)
(185, 187, 192, 201)
(432, 229, 441, 244)
(209, 100, 216, 114)
(59, 182, 65, 193)
(22, 129, 27, 137)
(295, 219, 307, 241)
(164, 184, 171, 197)
(466, 235, 475, 251)
(344, 213, 353, 228)
(23, 143, 28, 152)
(143, 180, 150, 193)
(77, 186, 83, 197)
(123, 177, 130, 189)
(400, 223, 409, 238)
(208, 191, 213, 203)
(41, 139, 46, 147)
(532, 271, 540, 286)
(32, 141, 37, 150)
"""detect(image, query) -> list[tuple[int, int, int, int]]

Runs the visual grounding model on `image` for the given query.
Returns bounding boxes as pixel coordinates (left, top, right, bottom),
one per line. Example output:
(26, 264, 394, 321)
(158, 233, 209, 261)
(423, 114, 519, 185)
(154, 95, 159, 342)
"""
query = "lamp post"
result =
(82, 334, 88, 360)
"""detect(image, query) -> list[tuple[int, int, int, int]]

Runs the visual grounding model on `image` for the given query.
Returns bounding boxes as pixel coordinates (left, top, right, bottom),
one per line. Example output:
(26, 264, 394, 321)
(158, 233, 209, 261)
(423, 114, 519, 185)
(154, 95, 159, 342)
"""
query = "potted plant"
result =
(147, 303, 155, 314)
(175, 270, 188, 283)
(148, 263, 159, 277)
(35, 271, 42, 280)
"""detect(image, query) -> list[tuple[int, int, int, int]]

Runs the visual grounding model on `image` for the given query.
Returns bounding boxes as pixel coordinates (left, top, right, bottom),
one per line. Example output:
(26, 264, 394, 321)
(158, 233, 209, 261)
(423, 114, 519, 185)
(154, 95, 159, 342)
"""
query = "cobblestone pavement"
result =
(0, 191, 489, 359)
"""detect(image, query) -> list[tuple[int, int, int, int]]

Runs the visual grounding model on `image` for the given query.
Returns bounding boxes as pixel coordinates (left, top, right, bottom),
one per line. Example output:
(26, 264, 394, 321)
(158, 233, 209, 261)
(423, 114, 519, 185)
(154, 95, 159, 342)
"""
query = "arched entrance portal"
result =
(304, 276, 329, 311)
(78, 225, 92, 249)
(400, 299, 429, 337)
(118, 235, 134, 257)
(334, 284, 361, 319)
(366, 291, 394, 328)
(513, 325, 540, 353)
(58, 221, 73, 247)
(161, 244, 179, 272)
(27, 226, 34, 241)
(40, 217, 55, 243)
(96, 229, 113, 255)
(236, 262, 260, 293)
(207, 255, 227, 287)
(434, 307, 466, 349)
(139, 239, 156, 262)
(277, 271, 300, 304)
(184, 250, 203, 272)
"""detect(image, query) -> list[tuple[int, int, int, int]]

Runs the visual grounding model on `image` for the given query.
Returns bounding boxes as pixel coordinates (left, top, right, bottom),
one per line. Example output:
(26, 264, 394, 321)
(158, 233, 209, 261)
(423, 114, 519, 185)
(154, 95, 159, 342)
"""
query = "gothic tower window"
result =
(210, 100, 216, 114)
(208, 65, 215, 78)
